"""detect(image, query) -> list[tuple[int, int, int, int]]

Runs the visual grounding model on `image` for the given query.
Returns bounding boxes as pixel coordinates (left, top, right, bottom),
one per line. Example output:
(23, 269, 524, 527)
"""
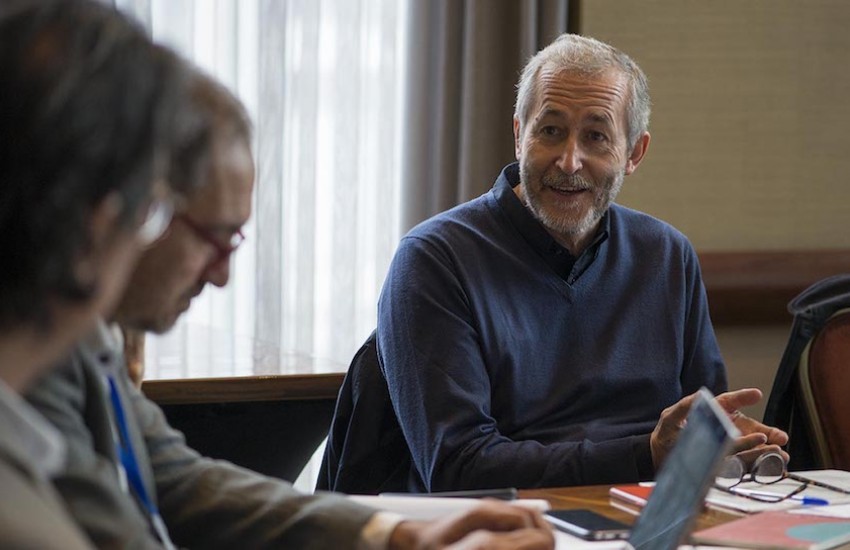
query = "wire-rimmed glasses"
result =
(715, 451, 850, 503)
(715, 452, 804, 503)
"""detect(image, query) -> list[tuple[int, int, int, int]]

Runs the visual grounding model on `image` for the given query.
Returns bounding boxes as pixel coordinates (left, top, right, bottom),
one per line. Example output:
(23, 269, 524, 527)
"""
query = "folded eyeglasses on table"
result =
(714, 451, 850, 503)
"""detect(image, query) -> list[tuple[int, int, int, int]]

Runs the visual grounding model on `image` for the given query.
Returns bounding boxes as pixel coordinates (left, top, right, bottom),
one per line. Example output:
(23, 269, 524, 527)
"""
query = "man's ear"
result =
(88, 192, 124, 250)
(513, 116, 522, 160)
(625, 132, 651, 175)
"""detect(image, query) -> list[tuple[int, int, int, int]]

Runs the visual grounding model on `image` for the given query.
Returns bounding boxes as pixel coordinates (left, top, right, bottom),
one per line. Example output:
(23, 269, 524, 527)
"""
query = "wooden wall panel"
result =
(701, 249, 850, 324)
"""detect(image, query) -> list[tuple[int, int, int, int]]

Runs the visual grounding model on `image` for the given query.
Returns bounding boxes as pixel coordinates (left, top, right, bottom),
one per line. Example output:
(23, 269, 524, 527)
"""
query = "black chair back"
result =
(317, 331, 422, 494)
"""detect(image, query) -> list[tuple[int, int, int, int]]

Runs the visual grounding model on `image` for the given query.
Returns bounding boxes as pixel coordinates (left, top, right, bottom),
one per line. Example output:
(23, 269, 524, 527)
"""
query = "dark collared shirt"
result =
(492, 162, 609, 284)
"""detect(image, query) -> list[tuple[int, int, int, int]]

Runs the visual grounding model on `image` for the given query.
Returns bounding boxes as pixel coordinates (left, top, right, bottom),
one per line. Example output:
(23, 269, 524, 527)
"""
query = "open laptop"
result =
(625, 387, 740, 550)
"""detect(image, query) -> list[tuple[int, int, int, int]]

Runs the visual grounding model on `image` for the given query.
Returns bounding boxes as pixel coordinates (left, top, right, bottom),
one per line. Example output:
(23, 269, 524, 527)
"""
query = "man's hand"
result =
(717, 388, 789, 467)
(387, 501, 554, 550)
(650, 388, 789, 470)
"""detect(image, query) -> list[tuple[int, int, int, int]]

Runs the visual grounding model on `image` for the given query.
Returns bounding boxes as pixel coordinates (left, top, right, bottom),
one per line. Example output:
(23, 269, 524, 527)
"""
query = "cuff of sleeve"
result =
(357, 512, 406, 550)
(633, 433, 655, 481)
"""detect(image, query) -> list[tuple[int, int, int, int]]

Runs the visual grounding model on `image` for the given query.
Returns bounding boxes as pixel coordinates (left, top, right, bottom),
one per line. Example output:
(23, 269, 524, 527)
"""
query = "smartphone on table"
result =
(544, 509, 631, 541)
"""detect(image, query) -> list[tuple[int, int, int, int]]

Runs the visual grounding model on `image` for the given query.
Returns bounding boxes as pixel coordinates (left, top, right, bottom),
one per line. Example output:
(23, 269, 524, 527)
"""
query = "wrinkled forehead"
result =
(530, 67, 630, 124)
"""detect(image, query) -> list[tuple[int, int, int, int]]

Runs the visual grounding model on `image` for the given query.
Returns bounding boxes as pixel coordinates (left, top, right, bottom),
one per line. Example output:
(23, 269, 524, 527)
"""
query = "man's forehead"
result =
(182, 146, 254, 229)
(532, 67, 629, 125)
(537, 67, 628, 101)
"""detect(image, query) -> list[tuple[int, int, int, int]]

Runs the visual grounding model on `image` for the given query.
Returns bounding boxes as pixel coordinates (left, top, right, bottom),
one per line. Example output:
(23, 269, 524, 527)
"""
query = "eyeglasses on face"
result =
(175, 214, 245, 266)
(714, 451, 850, 503)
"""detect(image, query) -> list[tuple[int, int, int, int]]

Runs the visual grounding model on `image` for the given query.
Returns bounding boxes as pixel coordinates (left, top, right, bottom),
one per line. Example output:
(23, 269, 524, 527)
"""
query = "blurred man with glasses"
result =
(0, 0, 185, 546)
(112, 79, 253, 338)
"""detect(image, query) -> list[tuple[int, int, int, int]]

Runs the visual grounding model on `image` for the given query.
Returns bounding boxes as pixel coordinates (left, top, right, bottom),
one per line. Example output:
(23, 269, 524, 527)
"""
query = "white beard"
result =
(520, 164, 624, 239)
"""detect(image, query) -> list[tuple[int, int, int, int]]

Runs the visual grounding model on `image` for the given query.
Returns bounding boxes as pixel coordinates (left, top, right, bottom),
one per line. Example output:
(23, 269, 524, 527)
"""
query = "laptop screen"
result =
(627, 387, 740, 550)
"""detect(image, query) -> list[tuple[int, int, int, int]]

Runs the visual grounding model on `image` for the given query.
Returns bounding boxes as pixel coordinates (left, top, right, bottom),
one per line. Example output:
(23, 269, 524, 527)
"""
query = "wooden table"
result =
(142, 372, 345, 405)
(519, 484, 739, 532)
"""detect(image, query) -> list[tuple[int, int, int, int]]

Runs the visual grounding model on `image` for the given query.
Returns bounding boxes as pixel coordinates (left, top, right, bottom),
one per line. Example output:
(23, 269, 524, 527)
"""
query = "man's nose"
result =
(556, 137, 583, 175)
(203, 257, 231, 288)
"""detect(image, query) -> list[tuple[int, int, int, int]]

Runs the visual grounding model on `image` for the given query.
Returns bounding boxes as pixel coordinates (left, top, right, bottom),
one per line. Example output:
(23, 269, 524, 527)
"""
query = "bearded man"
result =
(376, 34, 787, 492)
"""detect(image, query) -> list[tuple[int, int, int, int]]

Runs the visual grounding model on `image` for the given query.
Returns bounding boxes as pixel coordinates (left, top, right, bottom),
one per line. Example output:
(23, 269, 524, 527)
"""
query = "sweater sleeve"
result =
(678, 243, 727, 396)
(377, 236, 655, 491)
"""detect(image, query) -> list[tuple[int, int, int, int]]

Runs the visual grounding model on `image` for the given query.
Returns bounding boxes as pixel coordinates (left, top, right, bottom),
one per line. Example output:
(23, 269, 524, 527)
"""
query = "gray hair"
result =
(515, 34, 650, 150)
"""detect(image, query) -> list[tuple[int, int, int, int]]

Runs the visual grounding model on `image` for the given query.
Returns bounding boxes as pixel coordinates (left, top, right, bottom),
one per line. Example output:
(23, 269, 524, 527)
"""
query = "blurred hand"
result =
(388, 501, 554, 550)
(121, 325, 146, 388)
(650, 388, 789, 469)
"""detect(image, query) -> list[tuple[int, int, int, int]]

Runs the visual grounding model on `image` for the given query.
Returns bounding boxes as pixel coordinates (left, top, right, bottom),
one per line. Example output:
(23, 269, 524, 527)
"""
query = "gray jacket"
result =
(0, 381, 94, 549)
(26, 323, 376, 549)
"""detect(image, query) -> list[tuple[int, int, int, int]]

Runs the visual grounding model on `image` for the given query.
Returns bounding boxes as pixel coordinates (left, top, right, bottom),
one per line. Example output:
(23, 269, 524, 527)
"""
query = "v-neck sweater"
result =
(377, 162, 727, 491)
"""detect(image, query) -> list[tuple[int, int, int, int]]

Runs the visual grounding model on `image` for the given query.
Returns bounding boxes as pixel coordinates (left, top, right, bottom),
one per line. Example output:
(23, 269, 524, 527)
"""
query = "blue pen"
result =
(794, 496, 829, 506)
(733, 488, 830, 506)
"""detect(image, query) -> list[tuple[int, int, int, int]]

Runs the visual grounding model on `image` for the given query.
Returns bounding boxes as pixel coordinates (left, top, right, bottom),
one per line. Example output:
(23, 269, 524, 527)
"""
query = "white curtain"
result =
(114, 0, 405, 488)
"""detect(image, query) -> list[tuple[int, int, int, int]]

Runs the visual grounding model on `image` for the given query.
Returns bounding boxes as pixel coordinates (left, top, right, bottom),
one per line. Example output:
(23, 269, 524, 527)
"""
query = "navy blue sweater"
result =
(377, 163, 727, 491)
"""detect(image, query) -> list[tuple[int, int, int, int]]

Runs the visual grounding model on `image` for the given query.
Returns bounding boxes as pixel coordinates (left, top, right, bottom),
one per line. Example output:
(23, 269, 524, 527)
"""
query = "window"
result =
(115, 0, 405, 488)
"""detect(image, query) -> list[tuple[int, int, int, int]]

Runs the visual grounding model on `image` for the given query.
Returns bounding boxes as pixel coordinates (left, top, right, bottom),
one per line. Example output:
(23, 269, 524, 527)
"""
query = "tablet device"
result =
(627, 387, 739, 550)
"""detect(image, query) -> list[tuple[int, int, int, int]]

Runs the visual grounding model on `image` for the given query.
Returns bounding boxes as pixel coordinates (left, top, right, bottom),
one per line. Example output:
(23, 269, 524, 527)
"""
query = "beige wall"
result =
(579, 1, 850, 415)
(715, 326, 790, 420)
(581, 0, 850, 251)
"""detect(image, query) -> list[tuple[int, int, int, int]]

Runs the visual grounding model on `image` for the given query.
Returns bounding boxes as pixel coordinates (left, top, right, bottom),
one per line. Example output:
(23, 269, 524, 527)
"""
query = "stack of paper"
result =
(706, 470, 850, 515)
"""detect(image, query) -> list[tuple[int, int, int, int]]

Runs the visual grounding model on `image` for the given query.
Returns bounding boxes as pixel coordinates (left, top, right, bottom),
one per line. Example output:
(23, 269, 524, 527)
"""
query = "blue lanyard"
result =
(107, 375, 175, 549)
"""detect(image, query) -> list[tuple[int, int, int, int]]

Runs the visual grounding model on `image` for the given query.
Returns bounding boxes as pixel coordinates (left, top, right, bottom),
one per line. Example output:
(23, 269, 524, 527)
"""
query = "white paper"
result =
(791, 503, 850, 518)
(347, 495, 550, 521)
(554, 531, 629, 549)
